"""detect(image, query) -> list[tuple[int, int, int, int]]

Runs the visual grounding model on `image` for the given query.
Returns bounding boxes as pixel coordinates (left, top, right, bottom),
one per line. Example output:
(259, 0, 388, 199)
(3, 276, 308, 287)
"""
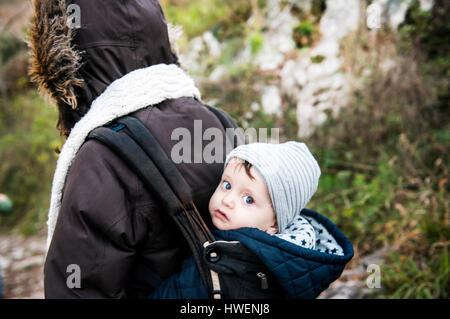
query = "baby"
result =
(148, 141, 340, 299)
(208, 141, 319, 249)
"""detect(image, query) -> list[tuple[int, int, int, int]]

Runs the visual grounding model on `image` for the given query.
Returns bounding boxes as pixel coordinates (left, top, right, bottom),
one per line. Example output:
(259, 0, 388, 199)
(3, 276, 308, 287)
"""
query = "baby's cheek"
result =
(208, 190, 219, 213)
(208, 197, 214, 215)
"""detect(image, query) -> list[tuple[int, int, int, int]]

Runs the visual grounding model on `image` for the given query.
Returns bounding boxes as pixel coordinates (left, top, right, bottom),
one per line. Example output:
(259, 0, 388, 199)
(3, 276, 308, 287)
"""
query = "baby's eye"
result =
(222, 181, 231, 190)
(243, 195, 254, 204)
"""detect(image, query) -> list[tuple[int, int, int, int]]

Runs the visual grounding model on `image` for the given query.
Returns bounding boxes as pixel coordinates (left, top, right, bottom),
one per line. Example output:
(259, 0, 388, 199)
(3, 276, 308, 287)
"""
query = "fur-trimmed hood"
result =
(28, 0, 181, 134)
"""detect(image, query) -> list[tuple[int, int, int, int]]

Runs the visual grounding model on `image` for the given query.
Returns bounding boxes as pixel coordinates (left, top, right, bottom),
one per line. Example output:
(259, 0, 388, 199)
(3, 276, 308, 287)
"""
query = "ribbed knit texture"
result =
(225, 142, 321, 234)
(46, 63, 201, 250)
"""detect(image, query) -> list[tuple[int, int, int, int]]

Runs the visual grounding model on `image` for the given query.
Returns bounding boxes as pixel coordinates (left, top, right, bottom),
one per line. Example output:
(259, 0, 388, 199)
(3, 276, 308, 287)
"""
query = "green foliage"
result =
(257, 0, 267, 9)
(400, 0, 450, 59)
(289, 0, 326, 22)
(160, 0, 229, 38)
(379, 233, 449, 299)
(161, 0, 252, 40)
(0, 32, 26, 64)
(311, 0, 327, 17)
(293, 21, 315, 48)
(399, 0, 450, 114)
(298, 21, 314, 37)
(310, 54, 325, 64)
(309, 99, 449, 298)
(293, 15, 323, 49)
(215, 37, 247, 69)
(0, 31, 29, 97)
(0, 90, 62, 234)
(249, 31, 264, 55)
(307, 2, 449, 297)
(311, 158, 396, 252)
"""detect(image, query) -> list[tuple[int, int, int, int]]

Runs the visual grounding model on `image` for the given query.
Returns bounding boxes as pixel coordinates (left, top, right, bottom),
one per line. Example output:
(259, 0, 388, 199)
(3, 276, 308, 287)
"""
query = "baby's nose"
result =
(222, 193, 234, 208)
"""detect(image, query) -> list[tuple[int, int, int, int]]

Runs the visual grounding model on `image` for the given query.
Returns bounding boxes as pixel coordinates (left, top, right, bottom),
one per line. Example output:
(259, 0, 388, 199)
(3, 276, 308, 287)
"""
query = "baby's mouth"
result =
(215, 209, 229, 222)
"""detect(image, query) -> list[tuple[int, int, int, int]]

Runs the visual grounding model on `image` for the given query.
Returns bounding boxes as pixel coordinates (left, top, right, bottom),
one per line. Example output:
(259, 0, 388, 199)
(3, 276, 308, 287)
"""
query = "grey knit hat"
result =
(224, 142, 321, 234)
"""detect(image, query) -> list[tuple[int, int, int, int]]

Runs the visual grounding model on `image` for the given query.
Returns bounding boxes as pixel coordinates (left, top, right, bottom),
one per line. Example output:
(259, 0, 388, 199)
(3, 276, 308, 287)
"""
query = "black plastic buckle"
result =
(211, 289, 223, 299)
(107, 123, 125, 132)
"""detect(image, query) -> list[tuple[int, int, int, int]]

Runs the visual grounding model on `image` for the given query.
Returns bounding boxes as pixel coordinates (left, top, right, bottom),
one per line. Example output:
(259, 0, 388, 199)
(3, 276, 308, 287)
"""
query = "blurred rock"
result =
(419, 0, 434, 11)
(11, 256, 45, 272)
(320, 0, 360, 41)
(170, 0, 434, 139)
(261, 85, 282, 116)
(319, 246, 392, 299)
(281, 0, 359, 136)
(372, 0, 412, 30)
(203, 31, 222, 58)
(371, 0, 433, 31)
(320, 280, 366, 299)
(0, 234, 46, 299)
(254, 4, 298, 71)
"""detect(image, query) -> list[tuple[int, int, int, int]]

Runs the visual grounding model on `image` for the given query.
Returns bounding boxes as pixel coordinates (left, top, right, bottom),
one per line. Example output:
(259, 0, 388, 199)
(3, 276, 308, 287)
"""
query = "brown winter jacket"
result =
(29, 0, 229, 298)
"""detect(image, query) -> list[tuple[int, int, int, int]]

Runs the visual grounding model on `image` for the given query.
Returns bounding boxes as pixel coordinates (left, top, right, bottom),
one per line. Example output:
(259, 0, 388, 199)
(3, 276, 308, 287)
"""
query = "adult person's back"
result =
(29, 0, 228, 298)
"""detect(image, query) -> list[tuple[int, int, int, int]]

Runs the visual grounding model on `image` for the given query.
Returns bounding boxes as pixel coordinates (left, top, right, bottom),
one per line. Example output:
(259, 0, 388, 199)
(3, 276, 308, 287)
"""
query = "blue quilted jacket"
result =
(148, 209, 354, 299)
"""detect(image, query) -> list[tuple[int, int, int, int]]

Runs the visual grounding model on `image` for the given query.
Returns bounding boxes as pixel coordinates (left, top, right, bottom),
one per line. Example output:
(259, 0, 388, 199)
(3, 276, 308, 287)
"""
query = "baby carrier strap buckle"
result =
(203, 241, 223, 299)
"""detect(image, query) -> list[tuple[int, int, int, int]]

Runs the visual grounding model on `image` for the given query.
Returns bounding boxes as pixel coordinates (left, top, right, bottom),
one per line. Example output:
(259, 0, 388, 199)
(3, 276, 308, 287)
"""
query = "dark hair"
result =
(242, 160, 255, 180)
(230, 159, 255, 180)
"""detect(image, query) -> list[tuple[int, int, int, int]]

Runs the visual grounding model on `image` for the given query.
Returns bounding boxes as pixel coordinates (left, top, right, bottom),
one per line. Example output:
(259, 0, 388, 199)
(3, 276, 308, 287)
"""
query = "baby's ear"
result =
(267, 223, 278, 235)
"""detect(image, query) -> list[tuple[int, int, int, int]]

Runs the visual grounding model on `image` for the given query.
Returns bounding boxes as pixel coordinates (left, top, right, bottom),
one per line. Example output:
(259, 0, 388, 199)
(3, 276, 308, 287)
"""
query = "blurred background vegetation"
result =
(0, 0, 448, 298)
(0, 0, 63, 235)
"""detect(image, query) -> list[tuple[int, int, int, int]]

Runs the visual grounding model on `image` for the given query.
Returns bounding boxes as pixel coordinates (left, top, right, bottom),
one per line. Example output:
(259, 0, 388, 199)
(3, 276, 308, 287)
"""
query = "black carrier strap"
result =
(87, 105, 240, 299)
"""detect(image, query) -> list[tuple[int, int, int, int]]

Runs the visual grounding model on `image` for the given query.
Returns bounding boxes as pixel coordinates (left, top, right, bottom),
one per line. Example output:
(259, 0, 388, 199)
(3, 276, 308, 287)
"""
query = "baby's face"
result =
(208, 158, 277, 234)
